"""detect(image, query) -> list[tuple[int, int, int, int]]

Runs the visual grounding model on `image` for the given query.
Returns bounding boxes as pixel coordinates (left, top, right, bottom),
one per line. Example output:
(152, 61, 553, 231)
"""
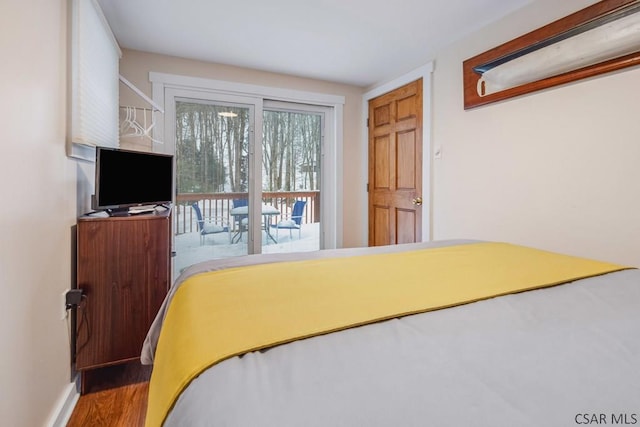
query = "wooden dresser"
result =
(75, 209, 171, 391)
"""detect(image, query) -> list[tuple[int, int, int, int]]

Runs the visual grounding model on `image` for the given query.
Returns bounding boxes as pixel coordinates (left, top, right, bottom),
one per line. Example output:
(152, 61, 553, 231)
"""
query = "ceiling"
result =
(98, 0, 532, 88)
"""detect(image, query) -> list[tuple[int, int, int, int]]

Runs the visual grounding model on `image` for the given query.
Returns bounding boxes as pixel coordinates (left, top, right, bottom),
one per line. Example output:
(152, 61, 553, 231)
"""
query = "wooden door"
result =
(368, 79, 423, 246)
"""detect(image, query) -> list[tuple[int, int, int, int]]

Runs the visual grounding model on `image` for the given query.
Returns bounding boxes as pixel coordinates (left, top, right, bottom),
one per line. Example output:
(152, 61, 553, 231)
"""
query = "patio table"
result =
(229, 204, 280, 244)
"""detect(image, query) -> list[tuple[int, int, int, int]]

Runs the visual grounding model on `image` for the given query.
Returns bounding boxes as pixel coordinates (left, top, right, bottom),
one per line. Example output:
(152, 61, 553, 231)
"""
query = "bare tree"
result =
(176, 103, 320, 197)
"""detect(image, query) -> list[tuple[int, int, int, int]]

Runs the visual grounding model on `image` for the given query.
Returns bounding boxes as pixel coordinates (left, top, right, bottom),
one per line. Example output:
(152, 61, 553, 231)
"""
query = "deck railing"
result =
(175, 191, 320, 235)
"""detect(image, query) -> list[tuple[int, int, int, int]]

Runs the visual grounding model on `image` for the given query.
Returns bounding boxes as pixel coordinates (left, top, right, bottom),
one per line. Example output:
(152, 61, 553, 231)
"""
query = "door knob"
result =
(412, 197, 423, 206)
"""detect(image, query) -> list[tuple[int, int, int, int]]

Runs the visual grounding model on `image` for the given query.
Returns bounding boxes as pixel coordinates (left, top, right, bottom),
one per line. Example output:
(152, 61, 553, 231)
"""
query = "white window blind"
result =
(69, 0, 121, 158)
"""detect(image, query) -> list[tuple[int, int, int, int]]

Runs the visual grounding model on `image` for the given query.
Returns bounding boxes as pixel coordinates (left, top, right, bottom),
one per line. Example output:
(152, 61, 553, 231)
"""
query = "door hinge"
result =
(366, 183, 369, 192)
(366, 117, 369, 127)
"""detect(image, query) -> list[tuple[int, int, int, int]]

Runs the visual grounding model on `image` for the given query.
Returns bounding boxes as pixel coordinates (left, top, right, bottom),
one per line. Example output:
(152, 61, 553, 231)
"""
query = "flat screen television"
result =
(94, 147, 174, 215)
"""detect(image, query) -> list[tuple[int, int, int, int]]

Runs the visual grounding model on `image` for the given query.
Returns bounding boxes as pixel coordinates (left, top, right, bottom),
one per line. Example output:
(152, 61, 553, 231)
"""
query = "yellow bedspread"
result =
(146, 242, 627, 426)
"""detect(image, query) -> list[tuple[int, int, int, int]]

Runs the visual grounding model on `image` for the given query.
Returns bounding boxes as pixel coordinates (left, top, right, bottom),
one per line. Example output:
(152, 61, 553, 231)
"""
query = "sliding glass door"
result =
(173, 98, 253, 275)
(261, 102, 322, 254)
(167, 90, 327, 278)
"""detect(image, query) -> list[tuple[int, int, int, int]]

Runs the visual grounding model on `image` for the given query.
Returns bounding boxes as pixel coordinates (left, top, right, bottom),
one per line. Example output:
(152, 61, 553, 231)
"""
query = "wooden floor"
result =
(66, 362, 151, 427)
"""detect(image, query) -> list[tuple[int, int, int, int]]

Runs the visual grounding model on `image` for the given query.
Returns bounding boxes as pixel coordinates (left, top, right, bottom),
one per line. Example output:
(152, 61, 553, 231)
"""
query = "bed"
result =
(142, 240, 640, 427)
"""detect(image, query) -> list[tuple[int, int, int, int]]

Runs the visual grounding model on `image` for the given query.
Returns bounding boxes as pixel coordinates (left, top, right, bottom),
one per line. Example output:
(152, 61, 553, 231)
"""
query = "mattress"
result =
(142, 240, 640, 427)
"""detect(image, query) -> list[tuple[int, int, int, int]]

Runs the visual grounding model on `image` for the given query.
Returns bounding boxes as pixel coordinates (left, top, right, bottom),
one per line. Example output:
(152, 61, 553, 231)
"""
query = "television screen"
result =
(94, 147, 174, 212)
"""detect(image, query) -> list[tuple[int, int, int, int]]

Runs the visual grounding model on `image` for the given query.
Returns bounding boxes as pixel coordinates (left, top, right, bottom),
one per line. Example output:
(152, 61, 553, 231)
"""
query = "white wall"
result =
(0, 0, 87, 425)
(432, 0, 640, 266)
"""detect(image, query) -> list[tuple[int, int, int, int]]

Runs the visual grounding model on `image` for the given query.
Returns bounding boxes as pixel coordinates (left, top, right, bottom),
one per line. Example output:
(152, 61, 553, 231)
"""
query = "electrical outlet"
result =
(60, 290, 68, 321)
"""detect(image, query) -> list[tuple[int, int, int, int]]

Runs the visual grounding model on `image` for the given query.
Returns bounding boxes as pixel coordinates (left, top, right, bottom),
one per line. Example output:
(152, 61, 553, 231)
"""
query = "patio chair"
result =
(271, 200, 306, 241)
(231, 199, 249, 243)
(191, 203, 230, 245)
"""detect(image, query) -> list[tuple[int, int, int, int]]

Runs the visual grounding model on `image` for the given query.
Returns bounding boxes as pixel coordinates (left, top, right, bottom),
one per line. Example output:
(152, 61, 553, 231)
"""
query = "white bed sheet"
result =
(144, 241, 640, 426)
(164, 269, 640, 427)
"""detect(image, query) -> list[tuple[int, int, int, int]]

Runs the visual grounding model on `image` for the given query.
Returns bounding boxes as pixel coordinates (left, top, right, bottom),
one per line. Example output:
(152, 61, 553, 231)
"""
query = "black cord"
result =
(75, 295, 91, 355)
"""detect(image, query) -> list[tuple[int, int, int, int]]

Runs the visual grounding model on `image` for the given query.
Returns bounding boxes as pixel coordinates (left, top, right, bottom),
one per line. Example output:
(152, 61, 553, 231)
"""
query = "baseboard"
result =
(44, 377, 80, 427)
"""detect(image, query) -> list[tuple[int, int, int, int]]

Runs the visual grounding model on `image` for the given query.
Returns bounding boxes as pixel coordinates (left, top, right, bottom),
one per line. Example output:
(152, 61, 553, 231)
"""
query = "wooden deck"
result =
(175, 190, 319, 234)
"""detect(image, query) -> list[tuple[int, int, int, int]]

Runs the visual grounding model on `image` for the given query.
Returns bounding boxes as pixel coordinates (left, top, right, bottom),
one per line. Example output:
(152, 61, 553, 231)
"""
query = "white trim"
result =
(364, 62, 434, 100)
(67, 142, 96, 162)
(150, 72, 345, 106)
(362, 62, 435, 246)
(333, 104, 344, 248)
(44, 380, 80, 427)
(250, 98, 263, 255)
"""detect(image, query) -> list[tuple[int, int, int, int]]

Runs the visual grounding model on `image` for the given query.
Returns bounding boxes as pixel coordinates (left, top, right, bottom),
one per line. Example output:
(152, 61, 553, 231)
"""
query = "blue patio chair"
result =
(231, 199, 249, 243)
(191, 203, 230, 245)
(271, 200, 306, 241)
